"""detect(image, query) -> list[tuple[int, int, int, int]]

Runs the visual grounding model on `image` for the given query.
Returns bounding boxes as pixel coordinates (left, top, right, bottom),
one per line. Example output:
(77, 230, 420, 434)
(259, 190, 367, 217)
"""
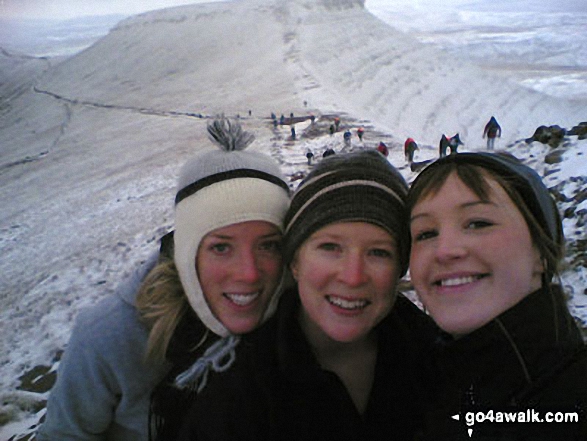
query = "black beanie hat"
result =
(283, 150, 410, 277)
(411, 152, 563, 247)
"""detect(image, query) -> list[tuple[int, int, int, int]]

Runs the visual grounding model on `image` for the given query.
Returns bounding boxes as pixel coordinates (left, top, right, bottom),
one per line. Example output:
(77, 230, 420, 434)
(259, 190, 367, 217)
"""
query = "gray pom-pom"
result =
(207, 117, 255, 151)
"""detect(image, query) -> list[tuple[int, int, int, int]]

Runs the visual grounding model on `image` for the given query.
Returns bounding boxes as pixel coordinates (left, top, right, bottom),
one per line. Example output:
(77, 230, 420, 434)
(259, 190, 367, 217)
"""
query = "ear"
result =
(532, 248, 545, 275)
(290, 258, 299, 281)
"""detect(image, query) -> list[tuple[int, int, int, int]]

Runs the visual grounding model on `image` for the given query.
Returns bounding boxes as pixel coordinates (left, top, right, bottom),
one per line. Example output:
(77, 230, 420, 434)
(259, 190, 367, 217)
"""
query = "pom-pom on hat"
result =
(283, 150, 410, 277)
(174, 117, 290, 337)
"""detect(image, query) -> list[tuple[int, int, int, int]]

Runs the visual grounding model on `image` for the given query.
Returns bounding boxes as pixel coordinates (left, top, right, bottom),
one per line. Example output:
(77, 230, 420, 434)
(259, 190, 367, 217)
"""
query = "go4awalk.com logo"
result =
(451, 408, 581, 438)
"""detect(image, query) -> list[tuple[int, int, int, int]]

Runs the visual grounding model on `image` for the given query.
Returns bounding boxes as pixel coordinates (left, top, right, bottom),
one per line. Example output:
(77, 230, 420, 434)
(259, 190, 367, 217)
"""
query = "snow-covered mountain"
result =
(1, 0, 585, 438)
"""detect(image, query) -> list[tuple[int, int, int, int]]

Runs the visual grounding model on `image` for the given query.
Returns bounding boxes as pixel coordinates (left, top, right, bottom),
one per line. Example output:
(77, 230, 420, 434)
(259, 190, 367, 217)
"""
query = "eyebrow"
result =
(410, 200, 494, 223)
(207, 231, 282, 240)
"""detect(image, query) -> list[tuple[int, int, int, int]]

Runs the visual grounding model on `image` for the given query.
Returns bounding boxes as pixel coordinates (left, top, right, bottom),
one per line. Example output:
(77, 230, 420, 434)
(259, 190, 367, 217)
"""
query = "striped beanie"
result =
(283, 150, 410, 277)
(174, 118, 290, 337)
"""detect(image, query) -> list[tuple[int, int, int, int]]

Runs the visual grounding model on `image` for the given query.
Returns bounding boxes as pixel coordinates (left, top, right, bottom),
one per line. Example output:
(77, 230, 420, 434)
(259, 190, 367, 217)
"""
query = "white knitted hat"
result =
(174, 118, 290, 337)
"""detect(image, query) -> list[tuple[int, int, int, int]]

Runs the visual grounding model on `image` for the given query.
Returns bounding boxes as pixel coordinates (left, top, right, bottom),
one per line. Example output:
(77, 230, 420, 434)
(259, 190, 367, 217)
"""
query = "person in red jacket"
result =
(483, 116, 502, 150)
(377, 141, 389, 157)
(404, 138, 418, 163)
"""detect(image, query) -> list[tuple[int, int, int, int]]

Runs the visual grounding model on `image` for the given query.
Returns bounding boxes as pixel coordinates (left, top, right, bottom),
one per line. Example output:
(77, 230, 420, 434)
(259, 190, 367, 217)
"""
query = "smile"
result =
(326, 295, 370, 310)
(224, 291, 260, 306)
(435, 274, 488, 287)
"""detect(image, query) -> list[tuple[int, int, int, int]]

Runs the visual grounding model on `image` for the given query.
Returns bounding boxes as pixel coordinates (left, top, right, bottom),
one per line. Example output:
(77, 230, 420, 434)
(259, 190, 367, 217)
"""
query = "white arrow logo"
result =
(451, 414, 473, 437)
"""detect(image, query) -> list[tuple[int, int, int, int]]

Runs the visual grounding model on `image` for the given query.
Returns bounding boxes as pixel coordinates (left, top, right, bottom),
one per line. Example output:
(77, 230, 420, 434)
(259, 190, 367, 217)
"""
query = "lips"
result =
(223, 291, 260, 306)
(326, 295, 370, 310)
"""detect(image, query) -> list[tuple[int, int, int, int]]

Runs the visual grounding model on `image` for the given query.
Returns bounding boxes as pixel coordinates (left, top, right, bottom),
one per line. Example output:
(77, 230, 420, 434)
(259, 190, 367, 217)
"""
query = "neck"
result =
(298, 308, 378, 414)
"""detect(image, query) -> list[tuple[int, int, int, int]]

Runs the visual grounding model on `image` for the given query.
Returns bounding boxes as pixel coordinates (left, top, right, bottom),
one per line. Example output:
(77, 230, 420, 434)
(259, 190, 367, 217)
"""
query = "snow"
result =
(1, 0, 586, 439)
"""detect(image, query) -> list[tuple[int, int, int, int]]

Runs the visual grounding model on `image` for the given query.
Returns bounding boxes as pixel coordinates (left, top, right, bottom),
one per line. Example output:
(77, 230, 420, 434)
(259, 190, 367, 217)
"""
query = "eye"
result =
(412, 229, 437, 242)
(369, 248, 394, 259)
(259, 239, 282, 253)
(209, 242, 231, 254)
(317, 242, 341, 252)
(466, 219, 494, 230)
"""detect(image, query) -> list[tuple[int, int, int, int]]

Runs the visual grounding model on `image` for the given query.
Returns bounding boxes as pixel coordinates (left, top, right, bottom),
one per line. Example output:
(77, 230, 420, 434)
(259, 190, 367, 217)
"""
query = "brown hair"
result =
(407, 160, 564, 283)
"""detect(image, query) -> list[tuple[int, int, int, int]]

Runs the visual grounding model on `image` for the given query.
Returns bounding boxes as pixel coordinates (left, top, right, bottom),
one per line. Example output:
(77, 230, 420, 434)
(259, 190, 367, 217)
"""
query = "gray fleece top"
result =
(37, 252, 171, 441)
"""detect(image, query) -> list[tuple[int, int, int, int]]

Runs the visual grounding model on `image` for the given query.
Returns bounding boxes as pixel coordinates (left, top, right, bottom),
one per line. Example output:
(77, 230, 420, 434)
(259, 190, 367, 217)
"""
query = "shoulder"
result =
(73, 293, 146, 347)
(388, 294, 439, 338)
(533, 347, 587, 404)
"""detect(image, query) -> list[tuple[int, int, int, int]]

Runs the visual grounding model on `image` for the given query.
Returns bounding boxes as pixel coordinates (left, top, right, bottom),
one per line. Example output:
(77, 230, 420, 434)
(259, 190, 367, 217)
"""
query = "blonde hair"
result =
(135, 260, 192, 363)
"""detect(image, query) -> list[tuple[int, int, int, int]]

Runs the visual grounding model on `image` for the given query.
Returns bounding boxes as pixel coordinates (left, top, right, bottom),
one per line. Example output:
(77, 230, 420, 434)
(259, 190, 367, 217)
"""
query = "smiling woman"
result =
(407, 152, 587, 440)
(37, 117, 291, 441)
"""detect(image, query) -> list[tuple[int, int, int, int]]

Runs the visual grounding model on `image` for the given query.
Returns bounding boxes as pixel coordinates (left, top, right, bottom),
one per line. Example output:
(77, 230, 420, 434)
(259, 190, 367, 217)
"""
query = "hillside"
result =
(0, 0, 586, 438)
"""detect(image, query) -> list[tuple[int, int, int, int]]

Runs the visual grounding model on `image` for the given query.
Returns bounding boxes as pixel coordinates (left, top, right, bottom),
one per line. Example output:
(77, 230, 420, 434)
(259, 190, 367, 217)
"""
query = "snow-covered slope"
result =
(0, 0, 585, 438)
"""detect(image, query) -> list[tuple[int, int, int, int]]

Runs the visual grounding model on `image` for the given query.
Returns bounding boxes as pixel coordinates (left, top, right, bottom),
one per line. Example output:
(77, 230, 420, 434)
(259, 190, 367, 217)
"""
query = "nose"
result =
(338, 251, 368, 287)
(434, 229, 467, 263)
(234, 248, 261, 284)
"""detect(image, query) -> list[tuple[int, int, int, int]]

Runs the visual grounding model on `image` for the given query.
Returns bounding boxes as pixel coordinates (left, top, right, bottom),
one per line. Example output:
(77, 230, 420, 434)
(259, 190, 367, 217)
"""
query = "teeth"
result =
(225, 292, 260, 306)
(327, 296, 368, 310)
(439, 276, 478, 287)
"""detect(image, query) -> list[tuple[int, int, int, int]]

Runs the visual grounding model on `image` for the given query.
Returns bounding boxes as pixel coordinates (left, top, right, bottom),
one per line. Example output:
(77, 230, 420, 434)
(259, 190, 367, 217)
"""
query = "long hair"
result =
(135, 260, 192, 363)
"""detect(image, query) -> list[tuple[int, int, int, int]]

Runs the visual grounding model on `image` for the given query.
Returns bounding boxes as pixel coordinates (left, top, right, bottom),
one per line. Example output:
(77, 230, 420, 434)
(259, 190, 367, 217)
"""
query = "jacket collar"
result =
(435, 285, 585, 406)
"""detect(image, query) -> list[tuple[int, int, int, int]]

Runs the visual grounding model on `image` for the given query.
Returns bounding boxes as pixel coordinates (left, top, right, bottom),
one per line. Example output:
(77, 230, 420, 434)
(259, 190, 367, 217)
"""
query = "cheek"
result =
(294, 258, 329, 291)
(408, 248, 427, 285)
(263, 257, 283, 284)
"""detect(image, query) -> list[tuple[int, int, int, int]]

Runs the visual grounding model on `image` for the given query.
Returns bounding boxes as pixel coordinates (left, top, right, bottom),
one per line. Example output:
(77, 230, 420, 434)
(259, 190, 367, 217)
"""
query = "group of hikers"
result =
(405, 116, 502, 163)
(37, 116, 585, 441)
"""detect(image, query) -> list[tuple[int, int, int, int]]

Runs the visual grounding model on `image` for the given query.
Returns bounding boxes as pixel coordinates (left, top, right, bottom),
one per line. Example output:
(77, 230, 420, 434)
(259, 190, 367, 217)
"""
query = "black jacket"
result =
(421, 285, 587, 440)
(177, 288, 438, 441)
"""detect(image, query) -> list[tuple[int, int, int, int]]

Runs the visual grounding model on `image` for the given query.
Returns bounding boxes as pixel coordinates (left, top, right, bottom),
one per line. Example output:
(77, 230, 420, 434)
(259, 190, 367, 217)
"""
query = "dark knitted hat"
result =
(283, 150, 410, 277)
(410, 152, 562, 246)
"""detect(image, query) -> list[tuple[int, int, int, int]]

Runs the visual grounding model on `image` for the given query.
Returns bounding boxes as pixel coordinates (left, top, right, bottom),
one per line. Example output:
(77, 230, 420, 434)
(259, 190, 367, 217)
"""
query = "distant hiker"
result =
(310, 114, 315, 124)
(329, 124, 335, 136)
(273, 119, 278, 129)
(404, 138, 418, 163)
(37, 117, 290, 441)
(306, 148, 314, 165)
(323, 148, 336, 158)
(439, 133, 463, 157)
(377, 141, 389, 157)
(303, 100, 308, 107)
(343, 130, 352, 144)
(271, 112, 276, 120)
(357, 127, 365, 141)
(248, 109, 252, 116)
(280, 114, 285, 125)
(291, 126, 296, 140)
(483, 116, 502, 150)
(334, 117, 341, 131)
(290, 112, 294, 119)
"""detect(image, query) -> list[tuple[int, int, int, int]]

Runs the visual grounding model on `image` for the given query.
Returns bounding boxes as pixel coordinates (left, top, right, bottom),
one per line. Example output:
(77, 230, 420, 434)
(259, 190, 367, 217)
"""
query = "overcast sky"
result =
(1, 0, 585, 19)
(0, 0, 224, 19)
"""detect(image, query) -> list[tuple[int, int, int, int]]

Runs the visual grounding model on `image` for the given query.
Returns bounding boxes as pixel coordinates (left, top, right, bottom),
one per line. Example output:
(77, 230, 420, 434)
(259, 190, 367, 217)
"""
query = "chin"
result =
(225, 318, 263, 335)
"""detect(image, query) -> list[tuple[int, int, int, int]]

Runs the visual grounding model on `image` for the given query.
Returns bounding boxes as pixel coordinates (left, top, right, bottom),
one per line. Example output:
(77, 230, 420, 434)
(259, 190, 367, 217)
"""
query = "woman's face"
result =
(291, 222, 399, 344)
(409, 172, 543, 337)
(197, 221, 283, 334)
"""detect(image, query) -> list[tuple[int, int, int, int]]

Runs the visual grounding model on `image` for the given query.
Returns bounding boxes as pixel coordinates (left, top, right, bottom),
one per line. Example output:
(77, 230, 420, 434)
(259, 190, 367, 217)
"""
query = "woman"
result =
(176, 150, 438, 441)
(408, 152, 587, 440)
(37, 118, 291, 440)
